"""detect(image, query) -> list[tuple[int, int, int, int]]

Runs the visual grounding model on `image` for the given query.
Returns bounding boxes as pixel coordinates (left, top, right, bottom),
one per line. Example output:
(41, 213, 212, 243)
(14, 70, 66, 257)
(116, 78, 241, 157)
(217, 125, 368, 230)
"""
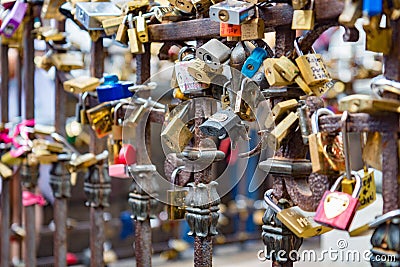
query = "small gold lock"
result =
(292, 0, 308, 10)
(273, 56, 300, 82)
(263, 58, 292, 87)
(127, 14, 144, 54)
(51, 53, 84, 72)
(102, 16, 125, 36)
(363, 15, 392, 55)
(264, 99, 298, 129)
(291, 0, 315, 30)
(86, 103, 114, 138)
(267, 112, 299, 149)
(240, 18, 264, 41)
(63, 76, 100, 94)
(0, 161, 13, 179)
(362, 132, 382, 171)
(115, 15, 129, 46)
(135, 12, 149, 43)
(341, 169, 376, 210)
(167, 166, 187, 220)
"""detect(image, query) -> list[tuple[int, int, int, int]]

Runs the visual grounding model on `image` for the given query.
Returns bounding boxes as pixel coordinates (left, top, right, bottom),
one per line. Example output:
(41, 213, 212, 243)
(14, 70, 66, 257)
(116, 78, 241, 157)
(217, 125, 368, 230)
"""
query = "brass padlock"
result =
(362, 132, 382, 171)
(63, 76, 100, 94)
(167, 166, 187, 220)
(263, 58, 292, 87)
(191, 0, 211, 14)
(161, 104, 193, 153)
(363, 14, 392, 55)
(291, 0, 314, 30)
(32, 139, 64, 153)
(273, 56, 300, 83)
(342, 169, 376, 210)
(168, 0, 194, 13)
(86, 102, 114, 138)
(338, 94, 400, 114)
(115, 15, 129, 46)
(187, 58, 219, 85)
(264, 99, 298, 129)
(266, 111, 299, 149)
(339, 0, 362, 27)
(51, 53, 84, 72)
(135, 12, 149, 43)
(127, 14, 144, 54)
(41, 0, 65, 20)
(109, 103, 126, 165)
(0, 161, 13, 179)
(294, 38, 331, 88)
(240, 18, 264, 40)
(102, 16, 125, 36)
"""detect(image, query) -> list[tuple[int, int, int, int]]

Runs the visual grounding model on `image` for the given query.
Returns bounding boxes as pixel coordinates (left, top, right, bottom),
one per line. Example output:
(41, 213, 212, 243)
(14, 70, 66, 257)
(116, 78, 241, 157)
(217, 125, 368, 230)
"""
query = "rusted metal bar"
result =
(134, 43, 153, 267)
(22, 5, 36, 267)
(0, 43, 11, 267)
(89, 38, 106, 267)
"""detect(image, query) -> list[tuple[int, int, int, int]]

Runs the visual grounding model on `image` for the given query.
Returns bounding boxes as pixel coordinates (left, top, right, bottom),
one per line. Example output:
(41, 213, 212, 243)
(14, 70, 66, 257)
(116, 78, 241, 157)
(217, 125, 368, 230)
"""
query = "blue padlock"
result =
(241, 47, 268, 78)
(362, 0, 382, 16)
(103, 74, 119, 85)
(96, 81, 134, 102)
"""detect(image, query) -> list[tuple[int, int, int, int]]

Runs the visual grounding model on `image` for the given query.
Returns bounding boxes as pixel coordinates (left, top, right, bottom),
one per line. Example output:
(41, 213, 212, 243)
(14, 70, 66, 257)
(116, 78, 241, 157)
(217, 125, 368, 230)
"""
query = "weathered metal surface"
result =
(319, 113, 399, 133)
(23, 7, 35, 120)
(274, 26, 295, 58)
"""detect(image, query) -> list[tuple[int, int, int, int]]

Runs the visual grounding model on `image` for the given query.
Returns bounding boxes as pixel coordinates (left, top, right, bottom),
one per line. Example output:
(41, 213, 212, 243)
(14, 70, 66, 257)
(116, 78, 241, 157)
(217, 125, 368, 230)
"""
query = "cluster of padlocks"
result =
(0, 0, 400, 266)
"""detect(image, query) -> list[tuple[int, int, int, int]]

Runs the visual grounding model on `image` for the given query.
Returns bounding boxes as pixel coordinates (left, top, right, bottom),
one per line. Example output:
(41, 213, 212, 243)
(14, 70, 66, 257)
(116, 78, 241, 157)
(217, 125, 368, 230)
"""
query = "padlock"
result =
(240, 18, 264, 40)
(109, 103, 126, 166)
(0, 161, 13, 179)
(0, 0, 27, 38)
(167, 166, 187, 220)
(75, 92, 90, 125)
(41, 0, 65, 20)
(264, 189, 331, 238)
(86, 102, 114, 138)
(264, 99, 298, 129)
(273, 56, 300, 83)
(187, 58, 218, 85)
(121, 0, 149, 14)
(230, 41, 250, 70)
(342, 169, 376, 210)
(363, 15, 392, 55)
(161, 104, 193, 153)
(292, 0, 308, 10)
(291, 0, 314, 30)
(266, 112, 299, 149)
(196, 39, 231, 69)
(263, 58, 292, 87)
(199, 108, 249, 148)
(339, 0, 362, 27)
(32, 139, 64, 153)
(102, 15, 125, 36)
(126, 14, 145, 54)
(96, 81, 134, 102)
(362, 132, 382, 170)
(51, 53, 84, 72)
(191, 0, 210, 14)
(349, 209, 400, 237)
(241, 47, 268, 78)
(297, 100, 312, 145)
(75, 2, 122, 30)
(338, 94, 400, 114)
(135, 12, 149, 43)
(63, 76, 100, 94)
(308, 108, 345, 174)
(362, 0, 382, 16)
(220, 22, 241, 37)
(221, 81, 230, 109)
(209, 0, 255, 25)
(314, 170, 362, 230)
(168, 0, 194, 13)
(294, 38, 331, 87)
(115, 15, 129, 46)
(233, 77, 257, 122)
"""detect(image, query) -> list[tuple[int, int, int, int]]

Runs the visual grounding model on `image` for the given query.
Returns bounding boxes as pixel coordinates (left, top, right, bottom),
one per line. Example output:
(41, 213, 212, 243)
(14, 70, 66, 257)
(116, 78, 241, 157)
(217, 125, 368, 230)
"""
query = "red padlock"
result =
(314, 170, 362, 231)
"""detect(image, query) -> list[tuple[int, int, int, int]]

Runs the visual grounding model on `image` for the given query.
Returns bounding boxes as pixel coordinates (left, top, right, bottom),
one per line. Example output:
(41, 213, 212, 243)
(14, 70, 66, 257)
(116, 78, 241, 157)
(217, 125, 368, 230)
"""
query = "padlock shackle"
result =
(370, 209, 400, 228)
(330, 170, 362, 198)
(113, 102, 129, 126)
(311, 108, 335, 133)
(263, 189, 282, 213)
(341, 111, 352, 181)
(171, 166, 185, 186)
(178, 46, 196, 62)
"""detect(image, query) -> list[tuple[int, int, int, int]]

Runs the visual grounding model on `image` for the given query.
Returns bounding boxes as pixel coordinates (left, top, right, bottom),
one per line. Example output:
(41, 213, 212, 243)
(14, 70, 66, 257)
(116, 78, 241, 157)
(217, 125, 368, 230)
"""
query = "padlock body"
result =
(291, 10, 314, 30)
(295, 54, 330, 86)
(220, 23, 241, 37)
(167, 189, 187, 220)
(342, 170, 376, 210)
(314, 190, 359, 230)
(277, 207, 332, 238)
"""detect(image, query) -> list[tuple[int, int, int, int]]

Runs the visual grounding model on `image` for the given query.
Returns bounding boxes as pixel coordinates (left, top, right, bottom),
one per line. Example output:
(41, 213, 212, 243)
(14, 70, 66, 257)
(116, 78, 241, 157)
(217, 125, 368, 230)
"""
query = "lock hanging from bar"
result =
(167, 166, 188, 220)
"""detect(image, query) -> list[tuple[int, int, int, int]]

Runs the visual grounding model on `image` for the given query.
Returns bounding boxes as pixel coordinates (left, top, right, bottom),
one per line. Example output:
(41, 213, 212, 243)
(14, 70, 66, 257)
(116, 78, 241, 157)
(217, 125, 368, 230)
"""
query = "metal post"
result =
(22, 5, 36, 267)
(89, 38, 106, 267)
(0, 42, 10, 267)
(134, 42, 152, 267)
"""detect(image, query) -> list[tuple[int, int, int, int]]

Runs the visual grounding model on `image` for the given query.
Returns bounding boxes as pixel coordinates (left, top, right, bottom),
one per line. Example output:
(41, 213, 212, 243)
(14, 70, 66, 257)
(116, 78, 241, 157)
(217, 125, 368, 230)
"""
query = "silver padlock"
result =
(209, 0, 255, 25)
(196, 39, 231, 69)
(199, 108, 249, 148)
(75, 2, 122, 30)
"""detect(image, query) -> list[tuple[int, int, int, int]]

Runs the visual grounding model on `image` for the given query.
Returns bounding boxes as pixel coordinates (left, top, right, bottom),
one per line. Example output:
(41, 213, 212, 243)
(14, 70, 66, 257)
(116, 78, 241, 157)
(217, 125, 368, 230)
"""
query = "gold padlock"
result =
(41, 0, 65, 20)
(341, 169, 376, 210)
(167, 166, 187, 220)
(294, 38, 331, 87)
(102, 16, 125, 36)
(115, 15, 129, 46)
(363, 14, 392, 55)
(127, 14, 144, 54)
(86, 103, 114, 138)
(135, 12, 149, 43)
(273, 56, 300, 82)
(63, 76, 100, 94)
(292, 0, 314, 30)
(51, 53, 84, 72)
(240, 18, 264, 41)
(362, 132, 382, 171)
(264, 99, 298, 129)
(0, 161, 13, 179)
(161, 104, 193, 153)
(266, 112, 299, 149)
(339, 0, 362, 27)
(168, 0, 194, 13)
(263, 58, 292, 87)
(187, 58, 218, 84)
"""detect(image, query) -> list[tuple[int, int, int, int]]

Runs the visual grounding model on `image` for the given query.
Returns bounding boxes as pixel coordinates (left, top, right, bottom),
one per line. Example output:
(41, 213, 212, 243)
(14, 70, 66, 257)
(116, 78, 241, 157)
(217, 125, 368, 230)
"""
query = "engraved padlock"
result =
(241, 47, 268, 78)
(196, 39, 231, 69)
(220, 22, 241, 38)
(86, 102, 114, 138)
(167, 166, 188, 220)
(264, 189, 331, 238)
(240, 18, 264, 40)
(291, 0, 315, 30)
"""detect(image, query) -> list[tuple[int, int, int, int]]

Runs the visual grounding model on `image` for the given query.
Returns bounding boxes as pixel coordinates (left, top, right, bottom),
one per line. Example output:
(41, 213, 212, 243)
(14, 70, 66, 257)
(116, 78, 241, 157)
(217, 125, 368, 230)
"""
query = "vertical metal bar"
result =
(89, 38, 105, 267)
(134, 42, 152, 267)
(0, 42, 11, 267)
(16, 51, 22, 117)
(22, 5, 36, 267)
(383, 18, 400, 212)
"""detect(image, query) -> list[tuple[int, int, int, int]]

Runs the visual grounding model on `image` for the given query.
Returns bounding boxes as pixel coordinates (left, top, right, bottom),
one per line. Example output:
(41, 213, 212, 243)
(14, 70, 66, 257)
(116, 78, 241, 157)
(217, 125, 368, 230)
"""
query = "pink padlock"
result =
(0, 0, 27, 38)
(108, 164, 129, 178)
(22, 191, 46, 207)
(118, 144, 136, 165)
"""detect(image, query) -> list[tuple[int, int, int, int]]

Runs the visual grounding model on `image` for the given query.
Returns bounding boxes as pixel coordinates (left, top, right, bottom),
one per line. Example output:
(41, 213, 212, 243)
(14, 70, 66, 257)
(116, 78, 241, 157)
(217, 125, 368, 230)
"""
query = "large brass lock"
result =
(363, 14, 392, 55)
(291, 0, 314, 30)
(167, 166, 187, 220)
(86, 102, 114, 138)
(294, 38, 331, 90)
